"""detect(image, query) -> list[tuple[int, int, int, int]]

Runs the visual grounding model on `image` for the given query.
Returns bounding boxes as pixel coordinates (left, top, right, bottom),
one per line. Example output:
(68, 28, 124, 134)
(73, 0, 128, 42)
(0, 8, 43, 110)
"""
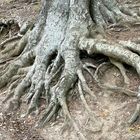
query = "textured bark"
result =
(1, 0, 140, 139)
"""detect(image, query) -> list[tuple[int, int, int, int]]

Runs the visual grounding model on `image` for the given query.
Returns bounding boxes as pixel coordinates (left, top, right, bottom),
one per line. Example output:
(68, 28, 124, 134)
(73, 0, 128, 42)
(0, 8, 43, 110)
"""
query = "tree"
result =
(0, 0, 140, 139)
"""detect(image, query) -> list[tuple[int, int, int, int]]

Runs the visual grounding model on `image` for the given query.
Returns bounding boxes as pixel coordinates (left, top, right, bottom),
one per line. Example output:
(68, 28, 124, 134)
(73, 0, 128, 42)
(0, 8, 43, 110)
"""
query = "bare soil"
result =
(0, 0, 140, 140)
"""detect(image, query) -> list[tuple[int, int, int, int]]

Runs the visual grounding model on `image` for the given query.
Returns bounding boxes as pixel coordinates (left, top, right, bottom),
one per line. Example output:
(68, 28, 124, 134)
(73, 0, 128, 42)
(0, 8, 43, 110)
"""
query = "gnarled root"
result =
(2, 0, 140, 139)
(0, 30, 31, 62)
(79, 36, 140, 124)
(93, 62, 138, 97)
(0, 35, 22, 49)
(5, 42, 104, 140)
(90, 0, 140, 30)
(0, 49, 35, 89)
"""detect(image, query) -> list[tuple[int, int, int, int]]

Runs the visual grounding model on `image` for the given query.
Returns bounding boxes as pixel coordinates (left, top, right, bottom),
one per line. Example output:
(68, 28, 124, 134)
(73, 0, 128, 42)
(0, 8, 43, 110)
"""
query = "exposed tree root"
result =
(78, 81, 102, 132)
(93, 61, 138, 97)
(77, 69, 97, 99)
(0, 19, 15, 34)
(0, 49, 35, 88)
(128, 87, 140, 125)
(0, 31, 31, 62)
(90, 0, 140, 30)
(0, 35, 22, 49)
(60, 97, 86, 140)
(78, 81, 92, 115)
(128, 103, 140, 125)
(1, 0, 140, 139)
(110, 58, 130, 87)
(3, 79, 21, 103)
(0, 20, 32, 49)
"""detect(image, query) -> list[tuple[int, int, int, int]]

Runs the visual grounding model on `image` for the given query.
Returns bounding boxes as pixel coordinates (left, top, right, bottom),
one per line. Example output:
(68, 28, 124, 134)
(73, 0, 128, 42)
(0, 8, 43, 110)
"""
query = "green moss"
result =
(33, 4, 40, 12)
(5, 0, 13, 3)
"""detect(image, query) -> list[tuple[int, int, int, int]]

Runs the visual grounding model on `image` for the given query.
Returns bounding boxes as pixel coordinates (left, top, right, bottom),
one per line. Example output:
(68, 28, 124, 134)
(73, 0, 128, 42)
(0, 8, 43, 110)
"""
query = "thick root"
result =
(90, 0, 140, 29)
(80, 37, 140, 124)
(34, 53, 86, 138)
(1, 1, 140, 140)
(79, 37, 140, 75)
(0, 30, 30, 61)
(0, 49, 35, 89)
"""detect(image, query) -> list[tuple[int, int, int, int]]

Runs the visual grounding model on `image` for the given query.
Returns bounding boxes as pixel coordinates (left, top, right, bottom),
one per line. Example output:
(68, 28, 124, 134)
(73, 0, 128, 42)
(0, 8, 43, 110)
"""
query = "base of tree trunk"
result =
(0, 0, 140, 139)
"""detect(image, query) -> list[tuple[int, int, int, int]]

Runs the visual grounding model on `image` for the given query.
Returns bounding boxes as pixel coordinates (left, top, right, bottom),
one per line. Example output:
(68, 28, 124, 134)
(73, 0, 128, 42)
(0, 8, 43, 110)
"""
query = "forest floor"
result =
(0, 0, 140, 140)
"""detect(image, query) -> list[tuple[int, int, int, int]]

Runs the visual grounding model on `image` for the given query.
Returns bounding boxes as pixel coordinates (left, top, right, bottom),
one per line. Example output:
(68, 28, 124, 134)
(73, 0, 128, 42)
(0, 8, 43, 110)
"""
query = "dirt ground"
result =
(0, 0, 140, 140)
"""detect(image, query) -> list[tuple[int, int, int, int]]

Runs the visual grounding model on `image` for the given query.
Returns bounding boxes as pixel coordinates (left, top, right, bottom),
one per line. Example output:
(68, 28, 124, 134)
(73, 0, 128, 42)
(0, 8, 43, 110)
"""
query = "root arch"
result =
(1, 0, 140, 139)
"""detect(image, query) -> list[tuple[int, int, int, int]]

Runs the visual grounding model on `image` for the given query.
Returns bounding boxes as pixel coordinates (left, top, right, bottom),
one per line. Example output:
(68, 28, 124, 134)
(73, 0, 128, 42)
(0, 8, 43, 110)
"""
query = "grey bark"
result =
(0, 0, 140, 139)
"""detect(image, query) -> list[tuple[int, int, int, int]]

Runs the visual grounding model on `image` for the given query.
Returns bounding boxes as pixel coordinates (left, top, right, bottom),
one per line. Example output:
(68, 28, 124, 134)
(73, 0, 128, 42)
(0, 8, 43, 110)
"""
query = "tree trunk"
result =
(0, 0, 140, 139)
